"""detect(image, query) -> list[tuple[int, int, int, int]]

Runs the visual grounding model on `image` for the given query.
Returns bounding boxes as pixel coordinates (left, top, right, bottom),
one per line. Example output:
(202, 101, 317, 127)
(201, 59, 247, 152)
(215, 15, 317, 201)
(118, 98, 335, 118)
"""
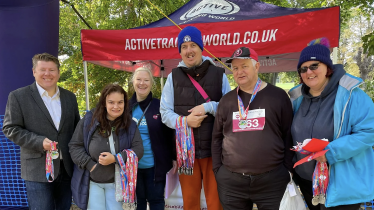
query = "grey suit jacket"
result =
(2, 82, 80, 182)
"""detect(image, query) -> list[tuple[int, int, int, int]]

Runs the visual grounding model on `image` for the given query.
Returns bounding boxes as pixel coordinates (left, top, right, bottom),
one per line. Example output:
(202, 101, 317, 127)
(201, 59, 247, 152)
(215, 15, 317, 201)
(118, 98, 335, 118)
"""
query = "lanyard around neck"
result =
(236, 78, 262, 120)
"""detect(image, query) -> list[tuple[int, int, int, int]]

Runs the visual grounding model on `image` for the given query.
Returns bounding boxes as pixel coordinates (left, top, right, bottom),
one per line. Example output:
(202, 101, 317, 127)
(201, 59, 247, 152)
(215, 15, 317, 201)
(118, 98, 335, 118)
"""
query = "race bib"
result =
(232, 109, 265, 132)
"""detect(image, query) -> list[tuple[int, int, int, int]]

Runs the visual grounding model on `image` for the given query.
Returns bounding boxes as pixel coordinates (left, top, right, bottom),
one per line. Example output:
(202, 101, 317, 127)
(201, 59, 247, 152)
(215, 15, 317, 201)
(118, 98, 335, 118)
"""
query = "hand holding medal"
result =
(46, 141, 59, 182)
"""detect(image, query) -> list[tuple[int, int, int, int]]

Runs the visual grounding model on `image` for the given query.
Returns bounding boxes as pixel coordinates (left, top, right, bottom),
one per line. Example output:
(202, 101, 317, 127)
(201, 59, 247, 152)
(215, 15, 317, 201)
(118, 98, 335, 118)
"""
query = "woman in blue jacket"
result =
(289, 38, 374, 209)
(129, 67, 176, 210)
(69, 84, 144, 210)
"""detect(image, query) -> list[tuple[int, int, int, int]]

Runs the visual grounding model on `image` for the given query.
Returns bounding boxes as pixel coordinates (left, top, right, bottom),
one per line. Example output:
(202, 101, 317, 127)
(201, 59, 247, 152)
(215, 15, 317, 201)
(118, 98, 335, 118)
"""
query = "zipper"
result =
(336, 83, 361, 139)
(326, 82, 361, 206)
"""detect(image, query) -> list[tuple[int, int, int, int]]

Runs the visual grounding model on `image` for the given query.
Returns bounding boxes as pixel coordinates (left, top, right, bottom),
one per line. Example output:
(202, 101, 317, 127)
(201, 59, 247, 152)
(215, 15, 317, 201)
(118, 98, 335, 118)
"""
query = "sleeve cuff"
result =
(86, 160, 97, 171)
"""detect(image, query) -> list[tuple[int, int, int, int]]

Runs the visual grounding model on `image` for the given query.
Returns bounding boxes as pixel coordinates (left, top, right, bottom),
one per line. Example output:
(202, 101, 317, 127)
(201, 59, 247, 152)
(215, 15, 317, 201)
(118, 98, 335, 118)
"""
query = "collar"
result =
(35, 82, 60, 98)
(177, 55, 216, 68)
(179, 60, 211, 81)
(129, 92, 153, 112)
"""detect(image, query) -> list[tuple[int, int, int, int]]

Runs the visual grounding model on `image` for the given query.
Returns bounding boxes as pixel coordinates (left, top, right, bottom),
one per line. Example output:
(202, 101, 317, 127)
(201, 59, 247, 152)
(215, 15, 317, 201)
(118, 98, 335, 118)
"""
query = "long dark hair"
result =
(91, 84, 131, 137)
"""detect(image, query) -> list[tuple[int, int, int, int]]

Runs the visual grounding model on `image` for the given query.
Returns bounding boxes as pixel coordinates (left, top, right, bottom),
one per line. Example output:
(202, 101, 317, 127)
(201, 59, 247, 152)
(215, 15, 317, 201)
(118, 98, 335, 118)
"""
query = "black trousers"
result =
(293, 172, 361, 210)
(215, 164, 289, 210)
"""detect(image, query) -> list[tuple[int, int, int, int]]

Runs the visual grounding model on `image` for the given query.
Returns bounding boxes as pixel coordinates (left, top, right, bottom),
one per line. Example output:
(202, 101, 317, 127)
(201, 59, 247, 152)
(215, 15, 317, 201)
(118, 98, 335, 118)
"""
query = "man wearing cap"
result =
(211, 47, 294, 209)
(160, 26, 230, 210)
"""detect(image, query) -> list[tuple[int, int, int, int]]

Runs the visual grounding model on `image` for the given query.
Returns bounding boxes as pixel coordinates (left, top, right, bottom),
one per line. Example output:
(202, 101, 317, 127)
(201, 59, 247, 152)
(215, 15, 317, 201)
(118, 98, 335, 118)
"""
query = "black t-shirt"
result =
(212, 83, 294, 174)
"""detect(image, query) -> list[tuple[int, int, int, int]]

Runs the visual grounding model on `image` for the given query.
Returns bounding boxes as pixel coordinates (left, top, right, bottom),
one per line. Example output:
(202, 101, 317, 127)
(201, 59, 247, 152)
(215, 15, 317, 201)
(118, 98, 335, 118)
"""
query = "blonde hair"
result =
(131, 67, 155, 86)
(32, 53, 60, 70)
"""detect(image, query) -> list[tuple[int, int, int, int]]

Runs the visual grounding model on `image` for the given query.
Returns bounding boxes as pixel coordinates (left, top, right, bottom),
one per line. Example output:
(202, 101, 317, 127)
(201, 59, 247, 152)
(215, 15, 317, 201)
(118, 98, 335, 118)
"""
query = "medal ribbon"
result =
(237, 78, 262, 120)
(117, 149, 138, 208)
(175, 116, 195, 175)
(45, 142, 57, 182)
(312, 161, 329, 205)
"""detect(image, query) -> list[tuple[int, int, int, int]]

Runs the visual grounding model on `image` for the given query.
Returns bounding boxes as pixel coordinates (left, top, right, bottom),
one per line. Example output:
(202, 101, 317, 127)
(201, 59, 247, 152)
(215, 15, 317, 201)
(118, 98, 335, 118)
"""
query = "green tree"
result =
(59, 0, 188, 113)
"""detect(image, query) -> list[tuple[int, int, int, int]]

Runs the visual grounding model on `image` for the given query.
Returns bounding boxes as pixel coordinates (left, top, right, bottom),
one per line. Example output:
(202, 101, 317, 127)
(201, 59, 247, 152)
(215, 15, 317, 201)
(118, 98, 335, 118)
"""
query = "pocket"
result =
(90, 164, 111, 182)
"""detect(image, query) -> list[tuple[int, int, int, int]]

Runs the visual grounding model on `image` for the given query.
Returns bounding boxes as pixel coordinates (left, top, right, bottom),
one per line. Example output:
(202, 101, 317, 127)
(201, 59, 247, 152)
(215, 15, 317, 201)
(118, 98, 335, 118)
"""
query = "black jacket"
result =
(129, 92, 175, 182)
(172, 60, 224, 159)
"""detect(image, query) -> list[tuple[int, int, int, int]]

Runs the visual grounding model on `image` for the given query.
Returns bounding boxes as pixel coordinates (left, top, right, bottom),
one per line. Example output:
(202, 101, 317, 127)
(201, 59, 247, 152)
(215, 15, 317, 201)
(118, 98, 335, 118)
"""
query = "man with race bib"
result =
(211, 47, 294, 210)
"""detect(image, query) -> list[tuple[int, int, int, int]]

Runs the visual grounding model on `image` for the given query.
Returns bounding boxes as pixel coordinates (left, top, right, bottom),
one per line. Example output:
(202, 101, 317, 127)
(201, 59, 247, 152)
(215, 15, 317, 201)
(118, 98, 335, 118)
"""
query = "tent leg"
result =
(333, 47, 338, 64)
(161, 70, 164, 91)
(83, 61, 90, 111)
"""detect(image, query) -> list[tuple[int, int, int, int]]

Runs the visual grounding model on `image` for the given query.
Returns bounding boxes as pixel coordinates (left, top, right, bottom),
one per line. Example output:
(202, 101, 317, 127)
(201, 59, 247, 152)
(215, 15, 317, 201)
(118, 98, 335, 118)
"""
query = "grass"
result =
(276, 83, 295, 92)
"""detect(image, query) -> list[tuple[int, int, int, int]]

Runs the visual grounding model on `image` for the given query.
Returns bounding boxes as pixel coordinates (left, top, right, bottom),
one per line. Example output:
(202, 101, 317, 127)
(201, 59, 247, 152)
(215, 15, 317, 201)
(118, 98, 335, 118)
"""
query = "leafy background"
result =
(58, 0, 374, 115)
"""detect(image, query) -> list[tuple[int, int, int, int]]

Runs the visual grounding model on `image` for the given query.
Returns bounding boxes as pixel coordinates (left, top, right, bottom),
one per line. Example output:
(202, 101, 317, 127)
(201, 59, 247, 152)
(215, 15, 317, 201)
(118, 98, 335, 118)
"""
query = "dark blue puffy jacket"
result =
(70, 111, 137, 210)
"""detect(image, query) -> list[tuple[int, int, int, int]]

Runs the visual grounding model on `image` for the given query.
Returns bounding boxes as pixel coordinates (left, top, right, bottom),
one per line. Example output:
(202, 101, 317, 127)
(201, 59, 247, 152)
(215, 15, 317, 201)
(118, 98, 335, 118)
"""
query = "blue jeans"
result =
(25, 161, 72, 210)
(136, 167, 165, 210)
(87, 181, 123, 210)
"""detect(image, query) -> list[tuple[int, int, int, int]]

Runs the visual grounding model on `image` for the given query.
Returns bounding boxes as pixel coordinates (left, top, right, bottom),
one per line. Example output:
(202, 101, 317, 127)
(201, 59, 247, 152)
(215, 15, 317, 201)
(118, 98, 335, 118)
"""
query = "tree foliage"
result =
(59, 0, 188, 112)
(59, 0, 374, 111)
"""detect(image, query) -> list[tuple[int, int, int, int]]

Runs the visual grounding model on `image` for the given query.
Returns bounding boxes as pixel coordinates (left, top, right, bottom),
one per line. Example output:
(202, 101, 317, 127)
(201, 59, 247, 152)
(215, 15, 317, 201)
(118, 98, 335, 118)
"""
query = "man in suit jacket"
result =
(2, 53, 80, 210)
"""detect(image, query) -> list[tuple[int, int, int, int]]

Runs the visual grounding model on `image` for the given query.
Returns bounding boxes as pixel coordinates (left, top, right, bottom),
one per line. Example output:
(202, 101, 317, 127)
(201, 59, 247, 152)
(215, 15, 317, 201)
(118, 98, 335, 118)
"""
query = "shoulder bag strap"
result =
(187, 74, 211, 102)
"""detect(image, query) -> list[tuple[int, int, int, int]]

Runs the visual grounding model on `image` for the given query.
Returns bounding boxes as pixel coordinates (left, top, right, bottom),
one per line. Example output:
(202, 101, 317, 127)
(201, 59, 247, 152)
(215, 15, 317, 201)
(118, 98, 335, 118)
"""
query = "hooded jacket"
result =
(289, 64, 374, 207)
(291, 64, 345, 180)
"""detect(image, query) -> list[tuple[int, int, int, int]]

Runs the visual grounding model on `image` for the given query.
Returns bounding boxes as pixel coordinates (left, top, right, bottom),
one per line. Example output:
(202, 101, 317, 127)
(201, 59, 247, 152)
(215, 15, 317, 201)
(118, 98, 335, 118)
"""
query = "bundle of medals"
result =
(175, 116, 195, 175)
(117, 150, 138, 210)
(292, 141, 329, 206)
(46, 141, 59, 182)
(312, 162, 329, 205)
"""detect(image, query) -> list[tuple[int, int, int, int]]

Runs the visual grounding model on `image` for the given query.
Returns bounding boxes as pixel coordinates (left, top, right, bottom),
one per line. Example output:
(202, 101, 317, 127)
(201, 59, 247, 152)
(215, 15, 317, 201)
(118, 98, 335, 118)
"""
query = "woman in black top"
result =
(69, 84, 143, 210)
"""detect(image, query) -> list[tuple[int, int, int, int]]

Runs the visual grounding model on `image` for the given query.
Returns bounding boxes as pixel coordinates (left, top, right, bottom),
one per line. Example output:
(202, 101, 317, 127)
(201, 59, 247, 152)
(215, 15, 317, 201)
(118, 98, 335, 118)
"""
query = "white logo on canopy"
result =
(180, 0, 240, 20)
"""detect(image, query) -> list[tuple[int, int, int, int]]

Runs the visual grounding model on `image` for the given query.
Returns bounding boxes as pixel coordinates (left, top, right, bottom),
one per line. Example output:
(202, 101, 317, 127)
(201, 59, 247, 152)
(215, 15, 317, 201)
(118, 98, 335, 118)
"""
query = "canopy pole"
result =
(83, 61, 90, 111)
(161, 70, 164, 91)
(333, 47, 338, 64)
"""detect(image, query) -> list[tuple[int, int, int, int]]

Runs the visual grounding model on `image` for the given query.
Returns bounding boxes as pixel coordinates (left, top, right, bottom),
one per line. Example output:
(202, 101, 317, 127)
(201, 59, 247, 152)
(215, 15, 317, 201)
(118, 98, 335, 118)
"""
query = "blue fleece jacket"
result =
(289, 64, 374, 207)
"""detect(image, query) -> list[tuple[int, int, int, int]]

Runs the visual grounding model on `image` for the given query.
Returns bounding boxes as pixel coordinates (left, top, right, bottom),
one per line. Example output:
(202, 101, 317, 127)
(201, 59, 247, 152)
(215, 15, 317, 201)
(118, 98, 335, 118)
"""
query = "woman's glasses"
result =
(298, 62, 320, 73)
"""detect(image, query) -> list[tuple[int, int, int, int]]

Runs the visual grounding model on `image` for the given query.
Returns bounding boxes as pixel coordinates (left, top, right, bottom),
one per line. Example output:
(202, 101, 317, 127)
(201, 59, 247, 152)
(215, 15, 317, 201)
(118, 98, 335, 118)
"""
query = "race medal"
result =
(234, 78, 262, 132)
(319, 195, 326, 204)
(238, 120, 247, 129)
(51, 150, 59, 159)
(312, 195, 319, 206)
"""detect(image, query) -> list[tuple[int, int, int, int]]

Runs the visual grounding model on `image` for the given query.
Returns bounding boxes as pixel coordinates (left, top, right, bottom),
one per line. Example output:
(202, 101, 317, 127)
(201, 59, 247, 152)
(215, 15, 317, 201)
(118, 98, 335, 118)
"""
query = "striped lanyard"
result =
(45, 142, 58, 182)
(312, 162, 329, 205)
(117, 149, 138, 209)
(175, 116, 195, 175)
(237, 78, 262, 120)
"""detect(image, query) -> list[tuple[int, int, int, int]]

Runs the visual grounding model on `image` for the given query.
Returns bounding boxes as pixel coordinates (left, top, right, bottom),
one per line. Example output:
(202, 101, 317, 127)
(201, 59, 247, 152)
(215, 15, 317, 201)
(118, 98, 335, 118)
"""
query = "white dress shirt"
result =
(36, 82, 62, 158)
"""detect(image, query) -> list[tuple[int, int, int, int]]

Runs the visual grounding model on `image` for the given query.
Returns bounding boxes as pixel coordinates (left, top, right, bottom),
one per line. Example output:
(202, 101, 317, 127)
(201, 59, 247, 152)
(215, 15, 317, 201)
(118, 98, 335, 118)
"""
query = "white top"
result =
(36, 82, 61, 130)
(36, 83, 63, 158)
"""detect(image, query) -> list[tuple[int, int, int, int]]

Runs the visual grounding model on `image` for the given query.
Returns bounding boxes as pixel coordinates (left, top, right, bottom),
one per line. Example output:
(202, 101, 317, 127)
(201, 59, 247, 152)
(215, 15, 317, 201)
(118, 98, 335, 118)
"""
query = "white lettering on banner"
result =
(157, 38, 162, 48)
(123, 29, 279, 50)
(151, 38, 156, 49)
(226, 33, 232, 45)
(131, 39, 136, 50)
(213, 34, 219, 46)
(162, 38, 168, 48)
(220, 33, 227, 45)
(269, 29, 278, 41)
(168, 38, 175, 48)
(259, 59, 277, 66)
(233, 33, 240, 45)
(251, 31, 258, 43)
(243, 31, 251, 44)
(262, 30, 270, 42)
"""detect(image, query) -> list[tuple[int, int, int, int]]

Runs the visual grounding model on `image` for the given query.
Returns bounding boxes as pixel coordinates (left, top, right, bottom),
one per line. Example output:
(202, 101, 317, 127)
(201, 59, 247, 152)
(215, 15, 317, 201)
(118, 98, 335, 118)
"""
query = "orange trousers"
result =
(179, 157, 223, 210)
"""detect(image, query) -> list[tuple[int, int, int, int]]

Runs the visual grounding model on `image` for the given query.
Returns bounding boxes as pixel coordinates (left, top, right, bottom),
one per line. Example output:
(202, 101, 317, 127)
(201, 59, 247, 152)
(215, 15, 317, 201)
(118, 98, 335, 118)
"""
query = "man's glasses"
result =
(298, 62, 320, 73)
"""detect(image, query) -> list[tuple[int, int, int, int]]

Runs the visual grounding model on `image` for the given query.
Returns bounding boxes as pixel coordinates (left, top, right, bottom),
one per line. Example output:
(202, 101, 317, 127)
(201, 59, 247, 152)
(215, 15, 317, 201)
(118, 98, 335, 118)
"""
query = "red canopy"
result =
(81, 0, 340, 76)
